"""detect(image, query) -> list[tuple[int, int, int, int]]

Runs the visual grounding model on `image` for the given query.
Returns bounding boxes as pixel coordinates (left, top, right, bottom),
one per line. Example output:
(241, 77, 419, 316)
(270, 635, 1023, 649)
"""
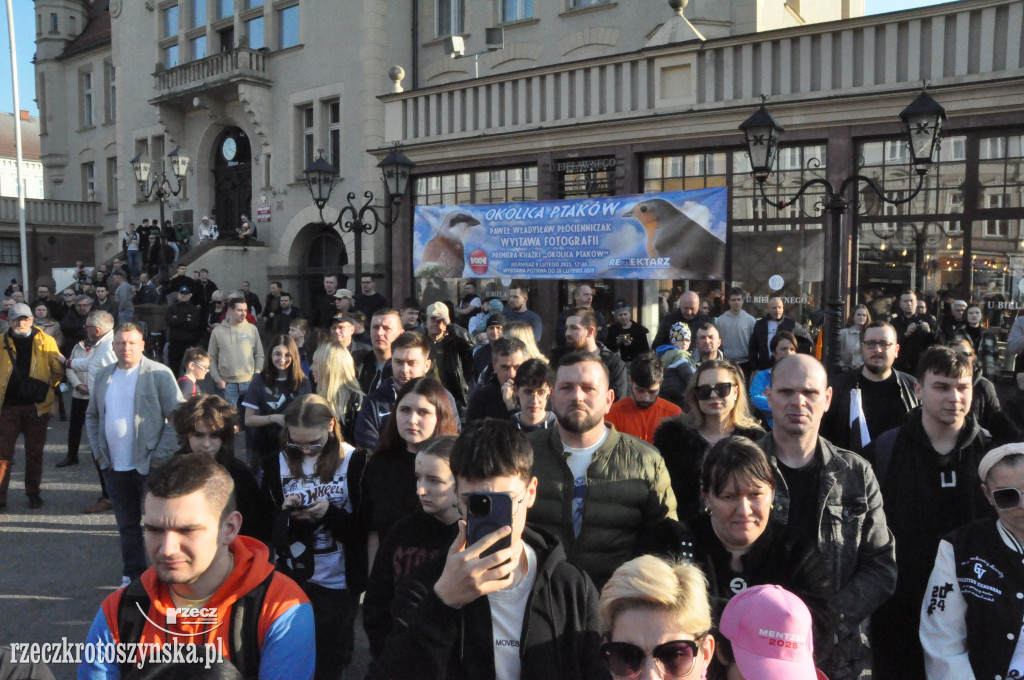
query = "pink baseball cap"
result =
(720, 585, 819, 680)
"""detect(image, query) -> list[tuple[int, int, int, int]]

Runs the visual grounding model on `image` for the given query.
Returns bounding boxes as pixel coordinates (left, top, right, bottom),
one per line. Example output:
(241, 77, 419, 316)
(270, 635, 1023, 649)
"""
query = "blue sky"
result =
(1, 0, 956, 116)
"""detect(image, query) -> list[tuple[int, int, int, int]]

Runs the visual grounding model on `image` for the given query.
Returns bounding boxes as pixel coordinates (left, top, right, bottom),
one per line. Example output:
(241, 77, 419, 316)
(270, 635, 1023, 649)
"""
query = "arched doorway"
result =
(304, 227, 349, 308)
(212, 127, 252, 237)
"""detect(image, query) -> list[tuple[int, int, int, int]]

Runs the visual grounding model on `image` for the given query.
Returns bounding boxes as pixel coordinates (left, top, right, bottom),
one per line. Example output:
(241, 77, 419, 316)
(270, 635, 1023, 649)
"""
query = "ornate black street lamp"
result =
(304, 144, 415, 290)
(131, 145, 191, 238)
(740, 89, 946, 374)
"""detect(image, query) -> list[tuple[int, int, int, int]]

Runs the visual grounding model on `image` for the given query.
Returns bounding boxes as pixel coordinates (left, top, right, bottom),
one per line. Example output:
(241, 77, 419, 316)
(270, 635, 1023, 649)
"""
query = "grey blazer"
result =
(85, 356, 184, 475)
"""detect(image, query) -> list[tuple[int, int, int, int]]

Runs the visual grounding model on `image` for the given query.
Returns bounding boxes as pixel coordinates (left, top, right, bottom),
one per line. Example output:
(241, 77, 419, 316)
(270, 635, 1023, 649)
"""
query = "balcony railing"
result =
(153, 47, 271, 98)
(0, 198, 100, 228)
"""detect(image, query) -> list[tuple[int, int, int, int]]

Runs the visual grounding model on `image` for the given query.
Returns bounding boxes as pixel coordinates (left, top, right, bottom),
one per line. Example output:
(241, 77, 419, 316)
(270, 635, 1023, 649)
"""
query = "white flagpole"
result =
(5, 0, 30, 291)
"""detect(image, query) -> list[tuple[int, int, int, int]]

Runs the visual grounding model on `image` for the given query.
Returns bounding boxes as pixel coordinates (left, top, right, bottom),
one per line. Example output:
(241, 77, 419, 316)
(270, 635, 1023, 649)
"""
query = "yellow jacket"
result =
(0, 327, 66, 415)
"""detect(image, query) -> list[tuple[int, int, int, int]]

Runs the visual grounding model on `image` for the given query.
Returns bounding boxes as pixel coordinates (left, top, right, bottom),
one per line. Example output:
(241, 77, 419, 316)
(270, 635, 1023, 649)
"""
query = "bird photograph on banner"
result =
(623, 197, 726, 279)
(417, 209, 480, 279)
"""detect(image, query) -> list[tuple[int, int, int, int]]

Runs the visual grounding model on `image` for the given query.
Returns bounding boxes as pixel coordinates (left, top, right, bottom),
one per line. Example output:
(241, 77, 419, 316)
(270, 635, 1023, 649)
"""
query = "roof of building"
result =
(61, 0, 111, 59)
(0, 112, 41, 161)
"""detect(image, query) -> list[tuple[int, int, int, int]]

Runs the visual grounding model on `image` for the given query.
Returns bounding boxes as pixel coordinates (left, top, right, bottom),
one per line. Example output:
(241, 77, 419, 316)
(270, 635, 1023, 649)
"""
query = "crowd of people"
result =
(0, 270, 1022, 680)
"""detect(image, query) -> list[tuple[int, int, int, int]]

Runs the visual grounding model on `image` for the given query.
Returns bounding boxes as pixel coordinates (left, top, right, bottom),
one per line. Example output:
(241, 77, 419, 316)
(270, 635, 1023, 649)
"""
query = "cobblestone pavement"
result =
(0, 406, 371, 679)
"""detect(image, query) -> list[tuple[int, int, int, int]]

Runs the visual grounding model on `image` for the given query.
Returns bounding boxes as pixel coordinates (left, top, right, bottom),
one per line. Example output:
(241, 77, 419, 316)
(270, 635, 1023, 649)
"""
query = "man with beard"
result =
(0, 303, 64, 509)
(822, 320, 919, 454)
(503, 283, 543, 342)
(604, 352, 681, 444)
(526, 351, 676, 588)
(552, 307, 627, 401)
(554, 284, 608, 349)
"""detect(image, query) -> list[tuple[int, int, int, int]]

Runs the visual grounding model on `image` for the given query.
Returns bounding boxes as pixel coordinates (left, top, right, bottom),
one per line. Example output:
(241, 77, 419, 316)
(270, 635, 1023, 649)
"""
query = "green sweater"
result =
(526, 423, 677, 588)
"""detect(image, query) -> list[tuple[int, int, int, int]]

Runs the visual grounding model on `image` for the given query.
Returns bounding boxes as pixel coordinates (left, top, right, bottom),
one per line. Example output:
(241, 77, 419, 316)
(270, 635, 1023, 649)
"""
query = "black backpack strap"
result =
(115, 579, 151, 673)
(229, 570, 275, 680)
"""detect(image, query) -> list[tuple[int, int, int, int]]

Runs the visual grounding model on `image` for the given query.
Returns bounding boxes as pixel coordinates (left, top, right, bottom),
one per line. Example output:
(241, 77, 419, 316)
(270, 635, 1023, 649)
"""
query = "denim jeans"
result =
(221, 381, 250, 410)
(102, 468, 148, 579)
(125, 250, 141, 276)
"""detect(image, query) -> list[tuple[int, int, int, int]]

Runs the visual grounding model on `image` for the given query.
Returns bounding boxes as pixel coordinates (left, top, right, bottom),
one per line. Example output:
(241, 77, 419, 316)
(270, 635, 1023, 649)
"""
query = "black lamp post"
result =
(740, 89, 946, 374)
(304, 144, 415, 292)
(130, 146, 191, 240)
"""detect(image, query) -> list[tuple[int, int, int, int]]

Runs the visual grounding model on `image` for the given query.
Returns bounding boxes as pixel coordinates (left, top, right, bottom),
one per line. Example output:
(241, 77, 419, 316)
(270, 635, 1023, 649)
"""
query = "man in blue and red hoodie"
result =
(78, 454, 313, 679)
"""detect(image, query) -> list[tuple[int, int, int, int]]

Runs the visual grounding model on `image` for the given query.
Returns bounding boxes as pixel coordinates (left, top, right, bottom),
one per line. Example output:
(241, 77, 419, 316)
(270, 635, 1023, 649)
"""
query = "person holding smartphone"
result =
(267, 393, 368, 680)
(375, 419, 605, 680)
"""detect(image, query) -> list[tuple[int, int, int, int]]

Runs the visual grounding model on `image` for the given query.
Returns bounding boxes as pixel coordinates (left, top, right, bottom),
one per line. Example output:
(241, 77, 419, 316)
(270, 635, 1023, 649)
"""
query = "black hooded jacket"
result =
(375, 525, 608, 680)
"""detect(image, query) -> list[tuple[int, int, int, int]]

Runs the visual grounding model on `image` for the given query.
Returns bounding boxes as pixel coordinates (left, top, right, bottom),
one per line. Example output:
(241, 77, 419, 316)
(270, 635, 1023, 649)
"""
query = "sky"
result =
(1, 0, 956, 117)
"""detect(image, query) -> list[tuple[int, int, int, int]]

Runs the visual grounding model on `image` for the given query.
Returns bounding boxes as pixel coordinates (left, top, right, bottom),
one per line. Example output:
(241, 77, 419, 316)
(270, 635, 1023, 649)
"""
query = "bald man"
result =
(760, 354, 896, 680)
(651, 290, 710, 348)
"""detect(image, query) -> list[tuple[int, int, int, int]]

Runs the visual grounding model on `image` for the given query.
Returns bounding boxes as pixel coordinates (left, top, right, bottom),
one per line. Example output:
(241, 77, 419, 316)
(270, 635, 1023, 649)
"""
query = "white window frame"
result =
(436, 0, 464, 37)
(104, 61, 116, 123)
(106, 157, 119, 212)
(81, 71, 94, 128)
(82, 162, 96, 201)
(327, 100, 340, 170)
(301, 105, 315, 171)
(503, 0, 533, 22)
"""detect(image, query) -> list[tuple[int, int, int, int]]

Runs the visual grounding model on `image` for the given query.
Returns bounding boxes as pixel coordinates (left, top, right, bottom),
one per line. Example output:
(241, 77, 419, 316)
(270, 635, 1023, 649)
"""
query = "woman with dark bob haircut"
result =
(663, 436, 837, 678)
(362, 376, 460, 567)
(173, 394, 272, 542)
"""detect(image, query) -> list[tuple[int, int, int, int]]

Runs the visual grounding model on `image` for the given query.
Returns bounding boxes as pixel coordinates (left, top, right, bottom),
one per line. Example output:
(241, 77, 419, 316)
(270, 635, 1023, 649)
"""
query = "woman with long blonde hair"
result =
(503, 321, 547, 363)
(653, 359, 764, 520)
(311, 341, 364, 443)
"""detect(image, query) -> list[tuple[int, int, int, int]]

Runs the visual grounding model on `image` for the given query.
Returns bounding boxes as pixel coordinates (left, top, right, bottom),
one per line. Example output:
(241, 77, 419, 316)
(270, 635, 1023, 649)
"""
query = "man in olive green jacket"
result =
(527, 350, 676, 588)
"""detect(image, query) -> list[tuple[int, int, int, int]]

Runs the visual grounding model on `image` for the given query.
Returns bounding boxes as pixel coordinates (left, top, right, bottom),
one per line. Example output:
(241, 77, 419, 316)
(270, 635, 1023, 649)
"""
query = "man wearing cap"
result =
(920, 443, 1024, 680)
(465, 337, 526, 421)
(864, 345, 992, 680)
(0, 302, 65, 509)
(425, 301, 476, 415)
(330, 313, 371, 363)
(333, 288, 355, 317)
(266, 291, 303, 337)
(472, 312, 505, 378)
(657, 321, 695, 409)
(312, 274, 341, 329)
(165, 287, 203, 376)
(605, 300, 650, 363)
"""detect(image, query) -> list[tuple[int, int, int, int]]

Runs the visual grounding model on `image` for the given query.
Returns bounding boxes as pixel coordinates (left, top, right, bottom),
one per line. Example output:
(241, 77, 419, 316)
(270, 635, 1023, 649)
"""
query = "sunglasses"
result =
(286, 440, 324, 454)
(601, 639, 702, 679)
(694, 382, 734, 401)
(991, 487, 1024, 510)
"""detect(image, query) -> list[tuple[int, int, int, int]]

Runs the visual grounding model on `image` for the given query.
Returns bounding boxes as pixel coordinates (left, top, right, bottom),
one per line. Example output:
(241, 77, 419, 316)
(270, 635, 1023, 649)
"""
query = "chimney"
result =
(19, 111, 29, 121)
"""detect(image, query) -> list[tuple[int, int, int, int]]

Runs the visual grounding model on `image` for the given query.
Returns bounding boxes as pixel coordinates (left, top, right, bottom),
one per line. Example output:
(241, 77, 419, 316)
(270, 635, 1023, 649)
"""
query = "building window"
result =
(327, 101, 340, 170)
(217, 0, 233, 19)
(644, 152, 728, 193)
(246, 16, 264, 49)
(104, 61, 116, 123)
(279, 5, 299, 48)
(570, 0, 611, 7)
(37, 73, 46, 135)
(503, 0, 533, 21)
(164, 43, 180, 67)
(191, 35, 207, 59)
(36, 13, 41, 36)
(164, 5, 179, 37)
(69, 15, 76, 35)
(245, 0, 263, 7)
(82, 163, 95, 201)
(301, 105, 315, 170)
(49, 13, 58, 33)
(436, 0, 463, 37)
(415, 166, 537, 206)
(80, 71, 94, 127)
(192, 0, 206, 27)
(0, 239, 20, 266)
(106, 157, 119, 211)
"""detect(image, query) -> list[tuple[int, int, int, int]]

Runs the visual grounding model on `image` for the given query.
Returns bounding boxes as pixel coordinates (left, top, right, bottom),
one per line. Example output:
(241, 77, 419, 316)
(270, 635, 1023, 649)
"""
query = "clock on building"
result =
(221, 137, 237, 161)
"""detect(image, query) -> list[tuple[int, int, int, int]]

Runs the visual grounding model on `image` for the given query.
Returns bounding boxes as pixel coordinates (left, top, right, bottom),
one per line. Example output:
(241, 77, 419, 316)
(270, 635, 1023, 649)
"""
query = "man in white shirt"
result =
(380, 419, 604, 680)
(85, 323, 183, 584)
